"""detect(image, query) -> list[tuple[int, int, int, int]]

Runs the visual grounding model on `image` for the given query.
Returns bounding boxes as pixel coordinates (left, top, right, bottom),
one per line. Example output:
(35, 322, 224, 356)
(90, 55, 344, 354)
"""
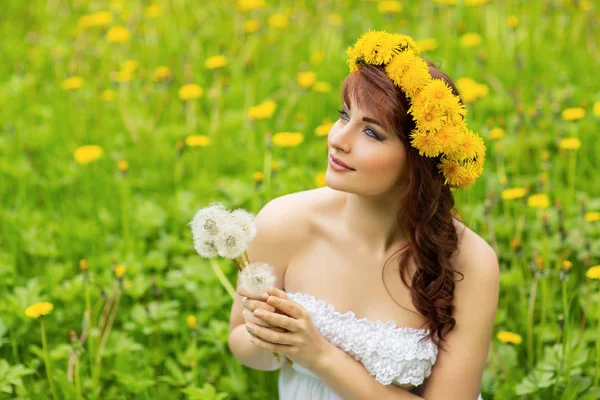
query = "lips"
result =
(330, 154, 355, 170)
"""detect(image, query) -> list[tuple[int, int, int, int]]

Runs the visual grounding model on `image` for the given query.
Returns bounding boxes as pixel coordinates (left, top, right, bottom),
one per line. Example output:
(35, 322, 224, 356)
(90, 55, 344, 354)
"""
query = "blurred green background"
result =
(1, 0, 599, 398)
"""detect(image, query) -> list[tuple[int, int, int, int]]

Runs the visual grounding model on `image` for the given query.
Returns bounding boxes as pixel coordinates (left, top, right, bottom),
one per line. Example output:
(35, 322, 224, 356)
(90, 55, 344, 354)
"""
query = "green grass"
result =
(0, 0, 599, 398)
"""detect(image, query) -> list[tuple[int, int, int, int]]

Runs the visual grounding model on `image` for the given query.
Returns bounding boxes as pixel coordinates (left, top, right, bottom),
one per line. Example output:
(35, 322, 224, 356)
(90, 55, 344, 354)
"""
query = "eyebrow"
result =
(343, 103, 383, 127)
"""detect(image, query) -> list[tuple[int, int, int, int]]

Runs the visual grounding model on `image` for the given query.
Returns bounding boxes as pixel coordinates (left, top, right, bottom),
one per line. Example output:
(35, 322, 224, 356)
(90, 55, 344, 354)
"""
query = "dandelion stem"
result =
(40, 317, 58, 400)
(210, 258, 236, 300)
(75, 355, 82, 400)
(85, 283, 95, 369)
(527, 275, 538, 366)
(94, 287, 121, 387)
(594, 290, 600, 389)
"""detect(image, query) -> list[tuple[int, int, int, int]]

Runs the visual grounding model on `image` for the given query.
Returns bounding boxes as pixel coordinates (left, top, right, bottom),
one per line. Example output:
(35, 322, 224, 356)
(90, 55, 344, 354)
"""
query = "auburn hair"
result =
(341, 60, 466, 353)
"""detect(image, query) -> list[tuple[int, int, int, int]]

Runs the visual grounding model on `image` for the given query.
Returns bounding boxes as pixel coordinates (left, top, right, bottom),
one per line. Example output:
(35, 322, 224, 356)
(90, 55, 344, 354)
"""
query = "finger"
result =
(266, 295, 304, 319)
(248, 333, 290, 355)
(253, 308, 298, 332)
(267, 287, 289, 299)
(243, 298, 276, 313)
(238, 286, 269, 301)
(242, 309, 287, 331)
(246, 321, 292, 345)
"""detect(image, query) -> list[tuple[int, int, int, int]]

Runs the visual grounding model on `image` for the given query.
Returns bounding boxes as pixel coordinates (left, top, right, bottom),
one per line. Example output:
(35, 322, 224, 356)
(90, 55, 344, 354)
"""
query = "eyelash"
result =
(337, 109, 382, 141)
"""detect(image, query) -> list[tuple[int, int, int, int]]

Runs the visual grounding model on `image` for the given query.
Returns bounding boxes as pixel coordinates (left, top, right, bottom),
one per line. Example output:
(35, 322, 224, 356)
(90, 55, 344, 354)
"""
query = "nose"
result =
(328, 122, 353, 154)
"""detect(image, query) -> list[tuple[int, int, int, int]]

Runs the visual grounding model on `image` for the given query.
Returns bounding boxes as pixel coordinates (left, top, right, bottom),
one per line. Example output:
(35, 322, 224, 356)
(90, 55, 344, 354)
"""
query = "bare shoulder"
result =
(452, 218, 499, 280)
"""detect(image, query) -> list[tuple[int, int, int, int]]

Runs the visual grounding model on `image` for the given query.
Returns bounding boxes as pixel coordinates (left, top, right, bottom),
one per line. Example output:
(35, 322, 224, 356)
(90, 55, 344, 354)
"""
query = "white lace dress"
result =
(278, 292, 484, 400)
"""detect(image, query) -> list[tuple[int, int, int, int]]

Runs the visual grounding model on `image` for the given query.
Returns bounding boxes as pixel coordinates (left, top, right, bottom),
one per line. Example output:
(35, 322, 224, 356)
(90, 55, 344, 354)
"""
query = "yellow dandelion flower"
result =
(185, 135, 211, 147)
(559, 138, 581, 150)
(145, 4, 162, 18)
(466, 0, 490, 5)
(62, 76, 84, 90)
(315, 171, 326, 187)
(78, 11, 113, 29)
(117, 159, 128, 172)
(101, 90, 115, 102)
(328, 13, 343, 26)
(298, 71, 317, 88)
(248, 100, 276, 119)
(562, 260, 573, 270)
(111, 69, 134, 82)
(501, 187, 527, 200)
(178, 84, 203, 100)
(507, 15, 519, 28)
(593, 101, 600, 117)
(410, 130, 443, 157)
(496, 331, 522, 344)
(527, 193, 550, 209)
(456, 77, 486, 104)
(80, 259, 88, 271)
(152, 66, 172, 82)
(440, 95, 468, 122)
(268, 13, 288, 28)
(253, 171, 263, 182)
(74, 145, 103, 164)
(114, 265, 126, 278)
(121, 59, 138, 73)
(347, 45, 359, 73)
(272, 132, 304, 148)
(399, 58, 432, 98)
(460, 32, 482, 48)
(416, 38, 438, 52)
(315, 121, 334, 136)
(435, 0, 458, 4)
(187, 315, 197, 329)
(412, 104, 447, 133)
(435, 124, 464, 155)
(236, 0, 266, 12)
(489, 128, 505, 140)
(378, 1, 403, 13)
(271, 160, 280, 171)
(585, 212, 600, 222)
(25, 302, 54, 319)
(313, 81, 332, 93)
(243, 19, 260, 33)
(205, 55, 227, 69)
(420, 79, 455, 105)
(561, 107, 585, 121)
(106, 26, 130, 43)
(438, 159, 469, 187)
(586, 265, 600, 280)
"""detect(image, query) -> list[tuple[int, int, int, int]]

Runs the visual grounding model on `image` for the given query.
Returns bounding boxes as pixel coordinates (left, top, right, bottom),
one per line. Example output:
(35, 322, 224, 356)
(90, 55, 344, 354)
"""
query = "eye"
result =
(337, 109, 383, 141)
(364, 128, 381, 140)
(337, 109, 349, 121)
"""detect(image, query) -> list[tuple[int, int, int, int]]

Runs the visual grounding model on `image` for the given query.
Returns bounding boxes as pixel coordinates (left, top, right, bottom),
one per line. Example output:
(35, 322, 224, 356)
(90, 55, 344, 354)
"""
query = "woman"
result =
(228, 30, 499, 400)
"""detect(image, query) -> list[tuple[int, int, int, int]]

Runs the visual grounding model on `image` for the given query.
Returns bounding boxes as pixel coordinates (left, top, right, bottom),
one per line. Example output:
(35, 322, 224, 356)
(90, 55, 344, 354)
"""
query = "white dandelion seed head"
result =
(231, 208, 257, 242)
(189, 202, 232, 239)
(214, 222, 248, 259)
(239, 262, 276, 296)
(193, 238, 219, 258)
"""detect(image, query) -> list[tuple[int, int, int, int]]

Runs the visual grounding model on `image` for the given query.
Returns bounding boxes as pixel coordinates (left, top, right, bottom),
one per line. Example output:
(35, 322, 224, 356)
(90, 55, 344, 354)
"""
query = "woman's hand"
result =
(245, 287, 332, 371)
(236, 285, 288, 338)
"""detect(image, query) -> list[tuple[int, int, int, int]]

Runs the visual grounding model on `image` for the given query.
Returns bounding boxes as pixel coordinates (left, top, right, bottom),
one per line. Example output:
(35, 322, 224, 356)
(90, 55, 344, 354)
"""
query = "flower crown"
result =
(346, 30, 486, 189)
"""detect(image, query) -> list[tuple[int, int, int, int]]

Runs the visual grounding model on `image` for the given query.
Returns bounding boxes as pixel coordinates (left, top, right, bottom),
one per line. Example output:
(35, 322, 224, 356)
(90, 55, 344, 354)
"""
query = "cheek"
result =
(360, 150, 406, 174)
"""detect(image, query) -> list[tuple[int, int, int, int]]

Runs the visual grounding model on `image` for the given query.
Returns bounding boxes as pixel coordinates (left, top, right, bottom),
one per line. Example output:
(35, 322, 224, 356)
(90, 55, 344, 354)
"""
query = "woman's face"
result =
(326, 96, 409, 196)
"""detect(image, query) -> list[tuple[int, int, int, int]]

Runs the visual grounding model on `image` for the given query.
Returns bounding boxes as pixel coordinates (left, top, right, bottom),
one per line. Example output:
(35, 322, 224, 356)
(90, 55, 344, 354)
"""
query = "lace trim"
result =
(287, 291, 439, 386)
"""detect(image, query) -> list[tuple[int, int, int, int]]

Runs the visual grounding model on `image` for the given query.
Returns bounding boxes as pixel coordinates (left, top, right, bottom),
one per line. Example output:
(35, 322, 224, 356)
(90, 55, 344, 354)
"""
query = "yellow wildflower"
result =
(398, 57, 432, 98)
(378, 1, 403, 13)
(593, 101, 600, 117)
(106, 26, 130, 43)
(144, 4, 162, 18)
(271, 161, 280, 171)
(117, 159, 128, 172)
(489, 128, 505, 140)
(527, 193, 550, 209)
(328, 13, 343, 26)
(559, 138, 581, 150)
(101, 90, 115, 102)
(298, 71, 317, 88)
(74, 145, 103, 164)
(466, 0, 490, 4)
(510, 238, 520, 250)
(434, 0, 458, 4)
(411, 130, 442, 157)
(268, 13, 288, 28)
(243, 20, 260, 33)
(80, 259, 88, 271)
(272, 132, 304, 148)
(253, 171, 263, 182)
(178, 84, 203, 100)
(507, 15, 519, 28)
(315, 121, 334, 137)
(152, 66, 172, 82)
(313, 81, 332, 93)
(111, 70, 134, 82)
(62, 76, 84, 90)
(311, 50, 325, 66)
(315, 171, 326, 187)
(114, 265, 126, 278)
(562, 260, 573, 271)
(456, 77, 487, 104)
(496, 331, 522, 344)
(205, 55, 227, 69)
(585, 212, 600, 222)
(501, 187, 526, 200)
(248, 100, 276, 119)
(25, 302, 54, 319)
(187, 315, 197, 329)
(78, 11, 113, 29)
(561, 107, 585, 121)
(460, 32, 482, 48)
(185, 135, 211, 147)
(236, 0, 266, 12)
(586, 265, 600, 280)
(416, 38, 438, 52)
(121, 59, 139, 73)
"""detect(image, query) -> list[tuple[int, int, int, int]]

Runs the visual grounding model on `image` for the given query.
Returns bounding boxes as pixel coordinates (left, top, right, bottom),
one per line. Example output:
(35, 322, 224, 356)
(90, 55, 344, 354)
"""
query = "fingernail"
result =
(261, 293, 269, 300)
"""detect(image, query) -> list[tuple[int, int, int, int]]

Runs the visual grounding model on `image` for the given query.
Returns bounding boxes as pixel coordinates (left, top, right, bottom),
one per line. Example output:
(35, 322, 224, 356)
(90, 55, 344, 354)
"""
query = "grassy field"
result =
(1, 0, 599, 398)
